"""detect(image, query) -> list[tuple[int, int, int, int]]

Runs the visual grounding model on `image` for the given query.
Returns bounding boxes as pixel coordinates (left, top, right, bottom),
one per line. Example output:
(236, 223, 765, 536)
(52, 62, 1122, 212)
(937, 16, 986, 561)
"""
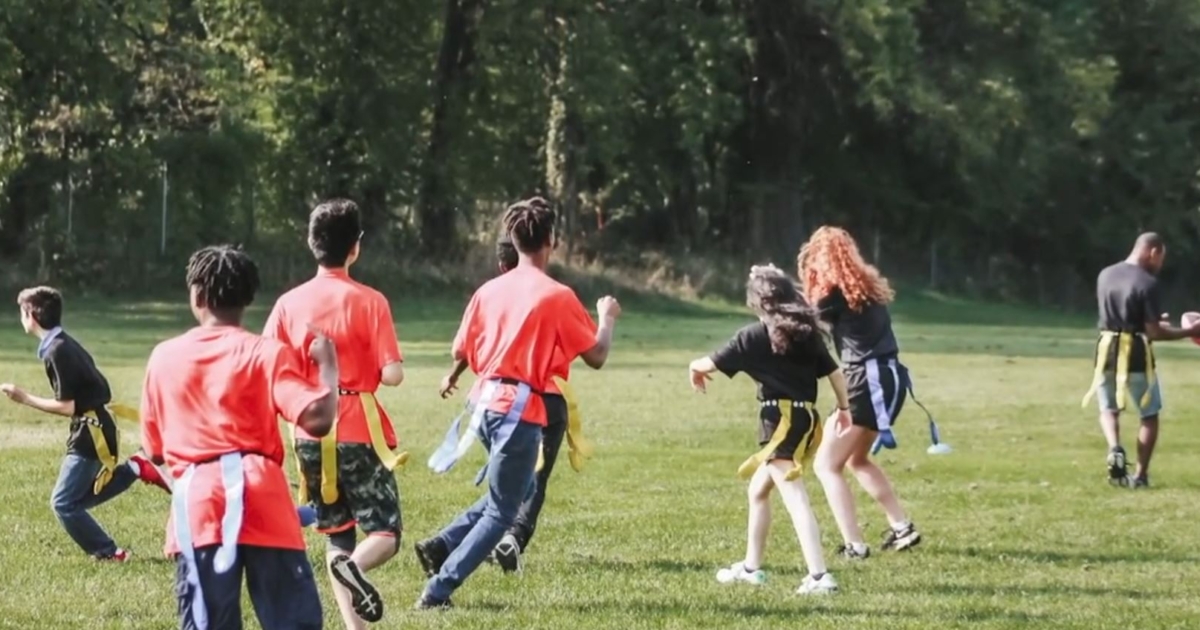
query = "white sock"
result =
(850, 542, 869, 554)
(126, 460, 141, 476)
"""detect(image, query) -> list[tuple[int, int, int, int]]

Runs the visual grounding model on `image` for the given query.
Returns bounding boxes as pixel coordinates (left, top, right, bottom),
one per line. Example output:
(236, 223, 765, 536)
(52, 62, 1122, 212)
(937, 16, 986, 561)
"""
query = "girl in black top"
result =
(689, 265, 850, 596)
(798, 226, 921, 558)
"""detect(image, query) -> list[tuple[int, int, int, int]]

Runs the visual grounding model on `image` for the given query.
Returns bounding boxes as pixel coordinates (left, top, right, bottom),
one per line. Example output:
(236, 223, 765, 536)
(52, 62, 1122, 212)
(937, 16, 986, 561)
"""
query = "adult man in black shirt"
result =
(1083, 233, 1200, 487)
(1, 286, 170, 561)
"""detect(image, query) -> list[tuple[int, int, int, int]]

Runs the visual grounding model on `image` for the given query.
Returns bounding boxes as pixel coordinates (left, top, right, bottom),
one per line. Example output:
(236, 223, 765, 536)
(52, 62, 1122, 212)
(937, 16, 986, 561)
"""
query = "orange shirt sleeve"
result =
(452, 293, 481, 363)
(376, 297, 403, 369)
(139, 356, 163, 460)
(556, 290, 599, 361)
(268, 342, 330, 424)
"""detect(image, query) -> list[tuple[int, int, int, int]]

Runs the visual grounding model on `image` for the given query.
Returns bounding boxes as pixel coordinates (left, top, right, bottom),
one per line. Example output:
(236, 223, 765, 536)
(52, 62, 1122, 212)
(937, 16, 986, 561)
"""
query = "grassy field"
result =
(2, 290, 1200, 629)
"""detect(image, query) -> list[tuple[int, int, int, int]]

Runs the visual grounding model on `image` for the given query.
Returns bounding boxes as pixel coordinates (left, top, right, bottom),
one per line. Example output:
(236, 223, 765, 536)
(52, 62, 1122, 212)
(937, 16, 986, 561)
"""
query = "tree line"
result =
(3, 0, 1200, 307)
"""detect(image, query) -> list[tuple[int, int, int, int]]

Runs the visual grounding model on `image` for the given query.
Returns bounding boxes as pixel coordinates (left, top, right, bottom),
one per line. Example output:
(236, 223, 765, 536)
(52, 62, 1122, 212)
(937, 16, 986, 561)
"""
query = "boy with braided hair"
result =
(415, 197, 621, 609)
(141, 244, 339, 629)
(2, 286, 170, 562)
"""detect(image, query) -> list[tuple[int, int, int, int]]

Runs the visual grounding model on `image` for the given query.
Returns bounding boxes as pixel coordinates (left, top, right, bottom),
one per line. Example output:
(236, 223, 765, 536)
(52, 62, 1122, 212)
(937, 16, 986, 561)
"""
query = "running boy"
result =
(439, 233, 582, 573)
(688, 264, 843, 595)
(798, 226, 921, 558)
(1, 286, 169, 562)
(140, 245, 338, 629)
(415, 197, 620, 609)
(264, 199, 403, 627)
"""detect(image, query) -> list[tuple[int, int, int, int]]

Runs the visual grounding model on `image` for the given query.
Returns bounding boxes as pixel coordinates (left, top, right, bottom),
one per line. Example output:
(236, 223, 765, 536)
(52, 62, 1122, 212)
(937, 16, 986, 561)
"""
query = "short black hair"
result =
(308, 199, 362, 267)
(17, 286, 63, 329)
(502, 196, 555, 254)
(186, 245, 260, 313)
(496, 233, 518, 272)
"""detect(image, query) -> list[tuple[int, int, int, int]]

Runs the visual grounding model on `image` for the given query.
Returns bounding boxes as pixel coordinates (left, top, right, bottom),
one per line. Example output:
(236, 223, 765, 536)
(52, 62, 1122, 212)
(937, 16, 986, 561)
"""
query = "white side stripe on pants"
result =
(172, 452, 247, 630)
(865, 359, 897, 431)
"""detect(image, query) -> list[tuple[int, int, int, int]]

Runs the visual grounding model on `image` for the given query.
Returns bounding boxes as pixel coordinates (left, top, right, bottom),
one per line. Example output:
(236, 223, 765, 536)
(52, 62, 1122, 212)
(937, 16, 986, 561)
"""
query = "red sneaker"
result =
(96, 548, 131, 562)
(129, 454, 172, 494)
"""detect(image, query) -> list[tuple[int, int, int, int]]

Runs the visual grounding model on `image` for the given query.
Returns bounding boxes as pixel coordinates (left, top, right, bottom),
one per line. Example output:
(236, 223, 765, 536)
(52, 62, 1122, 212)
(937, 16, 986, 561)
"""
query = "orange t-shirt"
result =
(140, 326, 329, 554)
(545, 348, 570, 395)
(453, 266, 597, 425)
(263, 268, 403, 446)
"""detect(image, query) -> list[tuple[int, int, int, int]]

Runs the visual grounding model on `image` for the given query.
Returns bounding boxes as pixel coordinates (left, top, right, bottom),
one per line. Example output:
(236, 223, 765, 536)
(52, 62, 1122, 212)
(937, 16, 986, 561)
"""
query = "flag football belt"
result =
(1081, 331, 1156, 412)
(738, 399, 820, 482)
(553, 377, 593, 473)
(78, 403, 140, 495)
(174, 452, 248, 630)
(292, 389, 409, 505)
(428, 378, 534, 484)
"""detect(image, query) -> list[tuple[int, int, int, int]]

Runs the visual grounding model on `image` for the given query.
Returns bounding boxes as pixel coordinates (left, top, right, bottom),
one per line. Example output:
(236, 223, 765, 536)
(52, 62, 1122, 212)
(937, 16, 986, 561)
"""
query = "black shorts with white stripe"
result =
(845, 356, 908, 432)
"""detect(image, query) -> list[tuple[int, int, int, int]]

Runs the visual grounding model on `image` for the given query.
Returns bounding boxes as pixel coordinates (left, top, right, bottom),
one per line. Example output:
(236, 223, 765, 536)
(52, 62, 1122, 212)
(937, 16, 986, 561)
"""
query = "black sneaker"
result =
(1133, 475, 1150, 489)
(493, 534, 521, 573)
(881, 523, 921, 551)
(329, 555, 384, 623)
(414, 592, 453, 610)
(838, 543, 870, 559)
(1107, 447, 1130, 486)
(415, 538, 450, 578)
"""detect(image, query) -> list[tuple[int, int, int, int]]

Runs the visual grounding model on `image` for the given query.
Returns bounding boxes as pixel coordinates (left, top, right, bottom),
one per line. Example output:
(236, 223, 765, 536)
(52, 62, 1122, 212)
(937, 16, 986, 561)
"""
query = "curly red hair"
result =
(797, 226, 894, 311)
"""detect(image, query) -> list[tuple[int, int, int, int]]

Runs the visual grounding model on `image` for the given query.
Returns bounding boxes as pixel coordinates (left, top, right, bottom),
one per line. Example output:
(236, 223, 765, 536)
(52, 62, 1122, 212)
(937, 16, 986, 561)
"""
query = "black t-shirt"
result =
(710, 321, 838, 402)
(1095, 261, 1162, 372)
(43, 332, 116, 458)
(816, 287, 899, 364)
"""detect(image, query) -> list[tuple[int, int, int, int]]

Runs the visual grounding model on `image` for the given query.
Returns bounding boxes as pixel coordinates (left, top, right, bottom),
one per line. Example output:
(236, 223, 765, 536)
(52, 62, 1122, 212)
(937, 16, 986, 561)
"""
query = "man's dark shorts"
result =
(175, 544, 322, 630)
(295, 440, 401, 536)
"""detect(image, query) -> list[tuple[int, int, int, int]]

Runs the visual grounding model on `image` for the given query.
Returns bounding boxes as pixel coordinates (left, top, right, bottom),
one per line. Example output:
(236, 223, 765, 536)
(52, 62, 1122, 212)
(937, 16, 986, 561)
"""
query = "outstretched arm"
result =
(440, 358, 470, 399)
(0, 385, 75, 417)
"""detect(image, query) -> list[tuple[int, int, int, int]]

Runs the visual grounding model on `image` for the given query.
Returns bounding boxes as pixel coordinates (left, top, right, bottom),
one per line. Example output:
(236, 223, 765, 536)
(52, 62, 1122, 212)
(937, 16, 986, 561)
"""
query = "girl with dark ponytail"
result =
(688, 264, 852, 596)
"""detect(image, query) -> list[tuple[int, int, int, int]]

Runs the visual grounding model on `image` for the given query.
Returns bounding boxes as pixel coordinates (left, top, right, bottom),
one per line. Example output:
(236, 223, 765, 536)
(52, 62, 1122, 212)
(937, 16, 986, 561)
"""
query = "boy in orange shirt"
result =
(439, 233, 576, 573)
(264, 199, 404, 627)
(140, 245, 340, 630)
(416, 197, 621, 609)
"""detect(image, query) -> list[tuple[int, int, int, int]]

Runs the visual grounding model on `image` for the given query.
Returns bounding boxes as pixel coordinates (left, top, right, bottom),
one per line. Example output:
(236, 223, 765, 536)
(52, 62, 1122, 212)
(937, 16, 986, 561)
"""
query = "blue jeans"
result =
(425, 411, 540, 601)
(51, 454, 136, 556)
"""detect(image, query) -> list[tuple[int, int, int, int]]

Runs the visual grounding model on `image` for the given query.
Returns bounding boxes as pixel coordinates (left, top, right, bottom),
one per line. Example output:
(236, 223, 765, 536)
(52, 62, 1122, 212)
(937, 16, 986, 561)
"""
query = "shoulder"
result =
(146, 333, 190, 368)
(47, 333, 88, 362)
(733, 321, 768, 344)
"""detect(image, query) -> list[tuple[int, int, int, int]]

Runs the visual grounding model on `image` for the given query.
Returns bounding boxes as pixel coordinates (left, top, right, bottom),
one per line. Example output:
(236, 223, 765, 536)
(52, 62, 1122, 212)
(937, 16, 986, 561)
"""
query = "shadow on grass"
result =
(923, 582, 1167, 600)
(934, 545, 1200, 566)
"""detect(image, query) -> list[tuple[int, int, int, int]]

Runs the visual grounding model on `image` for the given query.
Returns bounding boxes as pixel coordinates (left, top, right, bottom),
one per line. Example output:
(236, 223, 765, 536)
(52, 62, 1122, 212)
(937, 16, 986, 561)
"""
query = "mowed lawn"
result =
(2, 291, 1200, 629)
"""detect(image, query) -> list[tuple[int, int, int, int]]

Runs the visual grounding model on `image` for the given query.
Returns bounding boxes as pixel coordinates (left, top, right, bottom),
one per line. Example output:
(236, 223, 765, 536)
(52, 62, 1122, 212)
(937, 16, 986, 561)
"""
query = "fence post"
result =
(160, 162, 169, 255)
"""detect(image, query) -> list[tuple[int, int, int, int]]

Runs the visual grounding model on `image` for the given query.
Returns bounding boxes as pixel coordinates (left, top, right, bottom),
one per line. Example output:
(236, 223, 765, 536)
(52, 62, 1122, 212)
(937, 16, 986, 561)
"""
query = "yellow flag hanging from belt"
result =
(293, 392, 409, 505)
(84, 403, 140, 495)
(737, 401, 821, 482)
(1081, 331, 1156, 412)
(535, 377, 592, 474)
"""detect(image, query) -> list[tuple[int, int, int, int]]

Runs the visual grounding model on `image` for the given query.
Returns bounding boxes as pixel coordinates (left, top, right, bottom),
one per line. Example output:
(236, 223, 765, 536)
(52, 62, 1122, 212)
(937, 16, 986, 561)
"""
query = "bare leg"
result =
(327, 548, 366, 630)
(847, 440, 908, 526)
(744, 464, 774, 570)
(814, 417, 870, 545)
(353, 533, 399, 571)
(767, 461, 826, 576)
(1135, 416, 1159, 479)
(1099, 410, 1120, 450)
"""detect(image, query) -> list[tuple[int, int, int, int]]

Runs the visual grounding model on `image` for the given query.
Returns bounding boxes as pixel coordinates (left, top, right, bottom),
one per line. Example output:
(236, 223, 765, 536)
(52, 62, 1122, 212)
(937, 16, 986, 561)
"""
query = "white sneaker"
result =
(796, 572, 838, 595)
(716, 561, 767, 585)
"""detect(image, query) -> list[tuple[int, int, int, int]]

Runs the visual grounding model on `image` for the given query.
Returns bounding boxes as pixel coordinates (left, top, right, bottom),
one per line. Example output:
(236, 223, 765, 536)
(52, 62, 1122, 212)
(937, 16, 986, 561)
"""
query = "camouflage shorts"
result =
(295, 440, 402, 536)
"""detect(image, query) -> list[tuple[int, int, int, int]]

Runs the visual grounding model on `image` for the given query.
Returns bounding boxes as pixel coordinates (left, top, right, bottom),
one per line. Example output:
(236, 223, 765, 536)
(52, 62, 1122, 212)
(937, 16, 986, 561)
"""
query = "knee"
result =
(50, 494, 78, 516)
(326, 528, 357, 555)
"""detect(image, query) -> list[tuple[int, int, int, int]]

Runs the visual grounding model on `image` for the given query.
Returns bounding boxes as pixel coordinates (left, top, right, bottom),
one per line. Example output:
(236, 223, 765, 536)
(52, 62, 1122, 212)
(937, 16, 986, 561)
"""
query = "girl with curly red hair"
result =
(797, 226, 921, 559)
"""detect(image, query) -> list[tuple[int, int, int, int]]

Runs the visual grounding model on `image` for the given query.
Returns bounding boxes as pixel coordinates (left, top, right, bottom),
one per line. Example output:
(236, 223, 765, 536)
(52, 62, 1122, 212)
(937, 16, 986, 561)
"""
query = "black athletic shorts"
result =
(844, 356, 909, 432)
(758, 400, 819, 461)
(176, 545, 322, 630)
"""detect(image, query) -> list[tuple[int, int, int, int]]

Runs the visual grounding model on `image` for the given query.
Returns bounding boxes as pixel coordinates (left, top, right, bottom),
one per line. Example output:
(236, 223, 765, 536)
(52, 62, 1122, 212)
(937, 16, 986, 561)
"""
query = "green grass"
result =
(2, 292, 1200, 629)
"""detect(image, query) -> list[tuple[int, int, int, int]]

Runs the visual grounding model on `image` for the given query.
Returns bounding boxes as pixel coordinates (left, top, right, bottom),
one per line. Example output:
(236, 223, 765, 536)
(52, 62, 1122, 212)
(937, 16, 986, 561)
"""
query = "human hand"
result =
(306, 325, 337, 367)
(439, 373, 459, 399)
(597, 296, 621, 322)
(689, 368, 712, 393)
(0, 383, 28, 404)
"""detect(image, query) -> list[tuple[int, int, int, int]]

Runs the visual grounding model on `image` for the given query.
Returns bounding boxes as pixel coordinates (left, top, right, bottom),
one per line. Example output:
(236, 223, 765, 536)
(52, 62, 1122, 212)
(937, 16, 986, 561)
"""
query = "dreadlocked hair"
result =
(746, 264, 822, 355)
(502, 196, 556, 254)
(186, 245, 260, 312)
(797, 226, 894, 311)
